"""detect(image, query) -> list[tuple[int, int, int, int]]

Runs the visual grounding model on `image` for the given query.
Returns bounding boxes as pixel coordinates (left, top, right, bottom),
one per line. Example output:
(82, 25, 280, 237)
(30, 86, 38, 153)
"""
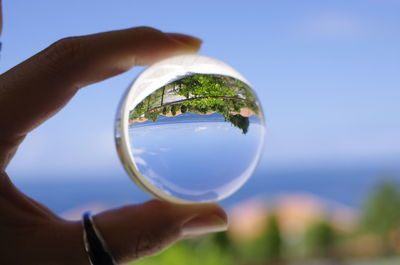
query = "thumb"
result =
(93, 200, 228, 264)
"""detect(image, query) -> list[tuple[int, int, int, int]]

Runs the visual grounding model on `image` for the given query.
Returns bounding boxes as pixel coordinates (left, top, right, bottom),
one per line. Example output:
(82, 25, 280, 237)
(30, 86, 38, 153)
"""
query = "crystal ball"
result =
(115, 54, 265, 203)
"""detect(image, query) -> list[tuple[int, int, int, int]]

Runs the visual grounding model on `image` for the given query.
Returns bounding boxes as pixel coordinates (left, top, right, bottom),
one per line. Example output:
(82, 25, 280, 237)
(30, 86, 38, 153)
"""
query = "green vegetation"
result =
(128, 178, 400, 265)
(361, 180, 400, 236)
(303, 220, 337, 258)
(132, 235, 233, 265)
(230, 215, 283, 265)
(129, 74, 260, 134)
(359, 179, 400, 255)
(263, 214, 283, 262)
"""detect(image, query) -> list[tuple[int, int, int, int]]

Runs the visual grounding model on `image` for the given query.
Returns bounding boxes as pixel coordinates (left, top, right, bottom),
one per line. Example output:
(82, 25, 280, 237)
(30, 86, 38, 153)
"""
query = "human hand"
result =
(0, 26, 228, 265)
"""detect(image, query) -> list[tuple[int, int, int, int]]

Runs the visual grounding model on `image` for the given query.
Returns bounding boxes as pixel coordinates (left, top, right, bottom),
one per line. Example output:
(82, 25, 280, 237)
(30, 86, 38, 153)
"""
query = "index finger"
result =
(0, 27, 201, 169)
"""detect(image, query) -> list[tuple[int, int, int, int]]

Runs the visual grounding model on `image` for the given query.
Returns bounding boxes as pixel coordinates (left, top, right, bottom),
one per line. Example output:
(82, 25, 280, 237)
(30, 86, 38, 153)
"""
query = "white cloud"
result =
(133, 156, 147, 167)
(132, 148, 145, 155)
(194, 126, 208, 132)
(298, 14, 362, 39)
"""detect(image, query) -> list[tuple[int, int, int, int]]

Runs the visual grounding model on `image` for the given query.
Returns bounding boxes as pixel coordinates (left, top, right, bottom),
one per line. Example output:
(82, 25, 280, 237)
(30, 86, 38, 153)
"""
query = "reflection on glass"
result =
(128, 74, 264, 202)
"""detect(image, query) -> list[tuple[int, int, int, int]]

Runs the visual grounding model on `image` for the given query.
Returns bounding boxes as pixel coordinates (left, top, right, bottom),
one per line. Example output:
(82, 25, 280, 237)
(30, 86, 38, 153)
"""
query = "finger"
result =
(93, 200, 228, 264)
(0, 27, 201, 167)
(0, 171, 59, 223)
(166, 32, 203, 46)
(0, 27, 201, 139)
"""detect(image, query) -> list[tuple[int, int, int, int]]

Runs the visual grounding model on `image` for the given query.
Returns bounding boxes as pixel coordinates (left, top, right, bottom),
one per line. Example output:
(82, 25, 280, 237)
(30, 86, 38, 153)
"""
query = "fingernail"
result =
(166, 33, 203, 47)
(181, 213, 228, 237)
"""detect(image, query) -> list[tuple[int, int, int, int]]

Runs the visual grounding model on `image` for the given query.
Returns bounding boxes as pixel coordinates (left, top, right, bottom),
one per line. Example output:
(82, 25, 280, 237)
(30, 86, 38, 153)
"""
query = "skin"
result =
(0, 3, 228, 265)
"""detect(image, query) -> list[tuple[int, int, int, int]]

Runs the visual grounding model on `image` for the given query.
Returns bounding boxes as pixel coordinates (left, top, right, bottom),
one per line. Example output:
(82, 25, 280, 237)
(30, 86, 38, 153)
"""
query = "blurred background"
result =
(2, 0, 400, 264)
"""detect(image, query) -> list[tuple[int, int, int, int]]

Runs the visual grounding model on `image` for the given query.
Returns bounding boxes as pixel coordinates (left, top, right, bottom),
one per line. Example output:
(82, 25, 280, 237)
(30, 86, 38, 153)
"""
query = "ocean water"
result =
(12, 164, 400, 215)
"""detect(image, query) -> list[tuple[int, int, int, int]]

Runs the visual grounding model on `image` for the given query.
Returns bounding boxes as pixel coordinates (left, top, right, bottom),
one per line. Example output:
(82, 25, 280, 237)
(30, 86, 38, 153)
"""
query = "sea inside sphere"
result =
(128, 73, 264, 202)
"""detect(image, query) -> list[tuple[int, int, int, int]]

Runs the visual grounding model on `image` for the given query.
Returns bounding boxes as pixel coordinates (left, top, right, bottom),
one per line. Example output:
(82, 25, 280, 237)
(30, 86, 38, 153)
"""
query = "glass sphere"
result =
(115, 54, 265, 203)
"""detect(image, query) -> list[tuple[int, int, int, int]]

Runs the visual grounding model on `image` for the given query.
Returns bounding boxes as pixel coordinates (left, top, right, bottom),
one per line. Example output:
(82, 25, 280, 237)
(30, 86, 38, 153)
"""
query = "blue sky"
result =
(2, 0, 399, 179)
(130, 116, 264, 201)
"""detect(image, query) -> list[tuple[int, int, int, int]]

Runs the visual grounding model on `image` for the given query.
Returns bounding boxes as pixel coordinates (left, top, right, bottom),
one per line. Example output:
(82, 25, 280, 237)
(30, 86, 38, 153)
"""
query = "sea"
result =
(11, 163, 400, 215)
